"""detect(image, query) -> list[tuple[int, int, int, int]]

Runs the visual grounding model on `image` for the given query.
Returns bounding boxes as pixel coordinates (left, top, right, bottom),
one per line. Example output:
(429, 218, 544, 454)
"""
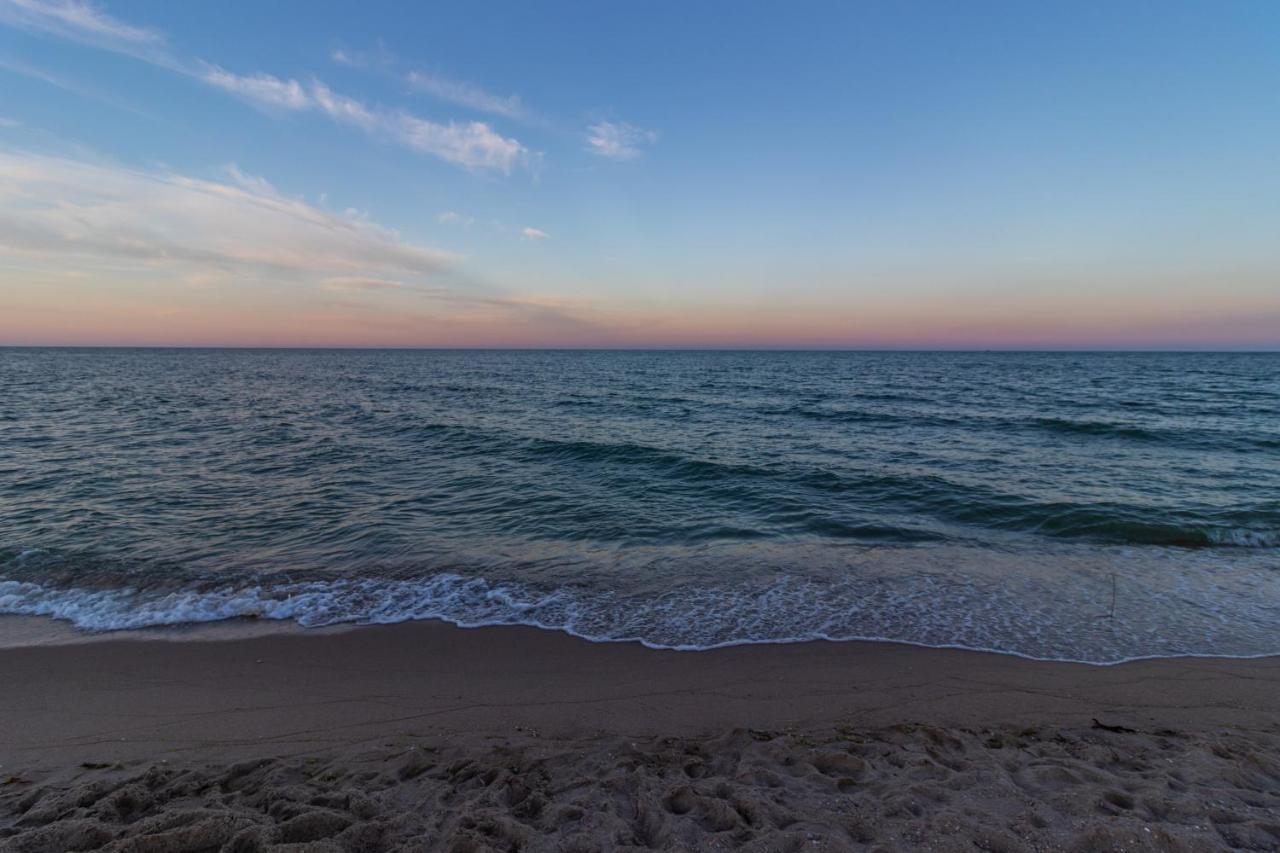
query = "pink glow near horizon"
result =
(4, 291, 1278, 349)
(1, 150, 1276, 350)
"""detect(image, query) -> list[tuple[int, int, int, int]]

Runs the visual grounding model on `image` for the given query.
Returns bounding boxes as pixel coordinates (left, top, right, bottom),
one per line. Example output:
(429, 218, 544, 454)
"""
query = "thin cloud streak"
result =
(437, 211, 475, 226)
(0, 147, 612, 346)
(330, 43, 531, 122)
(201, 65, 311, 110)
(200, 65, 530, 173)
(328, 42, 395, 69)
(322, 276, 409, 292)
(0, 0, 160, 45)
(585, 120, 657, 160)
(406, 70, 526, 120)
(2, 1, 534, 174)
(0, 0, 177, 67)
(330, 48, 368, 68)
(0, 148, 455, 276)
(0, 55, 172, 121)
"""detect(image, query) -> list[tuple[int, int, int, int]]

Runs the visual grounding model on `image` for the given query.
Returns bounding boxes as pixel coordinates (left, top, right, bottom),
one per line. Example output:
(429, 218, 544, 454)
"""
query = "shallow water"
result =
(1, 348, 1277, 662)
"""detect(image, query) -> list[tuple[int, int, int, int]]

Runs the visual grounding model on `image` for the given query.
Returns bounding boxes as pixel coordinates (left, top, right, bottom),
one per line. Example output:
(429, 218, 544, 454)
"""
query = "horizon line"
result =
(2, 345, 1277, 354)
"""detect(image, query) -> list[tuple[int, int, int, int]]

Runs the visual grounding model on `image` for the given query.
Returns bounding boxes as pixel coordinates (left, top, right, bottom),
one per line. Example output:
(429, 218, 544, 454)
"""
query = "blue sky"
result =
(2, 0, 1279, 347)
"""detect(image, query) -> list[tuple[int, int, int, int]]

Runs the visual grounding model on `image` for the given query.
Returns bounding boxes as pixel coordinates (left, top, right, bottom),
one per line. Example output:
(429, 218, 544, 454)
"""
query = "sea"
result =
(1, 348, 1277, 663)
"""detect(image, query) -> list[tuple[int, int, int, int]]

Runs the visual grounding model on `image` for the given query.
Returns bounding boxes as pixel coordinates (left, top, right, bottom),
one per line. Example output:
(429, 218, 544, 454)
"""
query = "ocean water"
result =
(1, 348, 1277, 663)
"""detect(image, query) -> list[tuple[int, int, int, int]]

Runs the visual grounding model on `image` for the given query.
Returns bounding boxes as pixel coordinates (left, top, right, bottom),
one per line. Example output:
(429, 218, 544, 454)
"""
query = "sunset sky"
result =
(2, 0, 1278, 348)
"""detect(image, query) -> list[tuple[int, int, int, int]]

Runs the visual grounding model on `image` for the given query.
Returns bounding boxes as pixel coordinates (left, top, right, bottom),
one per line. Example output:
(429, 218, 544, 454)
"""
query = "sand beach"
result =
(1, 620, 1277, 851)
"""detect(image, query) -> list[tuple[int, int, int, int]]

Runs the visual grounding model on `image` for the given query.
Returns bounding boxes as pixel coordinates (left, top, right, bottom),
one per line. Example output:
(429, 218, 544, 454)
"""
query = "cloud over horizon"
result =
(4, 1, 1272, 350)
(0, 149, 456, 278)
(0, 147, 614, 346)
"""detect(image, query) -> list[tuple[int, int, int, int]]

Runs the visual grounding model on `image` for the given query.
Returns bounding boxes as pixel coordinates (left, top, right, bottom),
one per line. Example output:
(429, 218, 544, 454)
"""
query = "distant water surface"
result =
(1, 349, 1277, 662)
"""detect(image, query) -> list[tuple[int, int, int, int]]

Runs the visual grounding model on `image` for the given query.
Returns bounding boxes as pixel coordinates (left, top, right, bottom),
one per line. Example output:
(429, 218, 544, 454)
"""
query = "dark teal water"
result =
(1, 349, 1277, 662)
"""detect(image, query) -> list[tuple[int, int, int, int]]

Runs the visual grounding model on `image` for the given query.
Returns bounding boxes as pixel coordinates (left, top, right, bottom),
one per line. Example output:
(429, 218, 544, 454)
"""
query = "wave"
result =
(1029, 417, 1162, 441)
(771, 406, 1280, 452)
(366, 422, 1280, 549)
(1204, 527, 1280, 548)
(2, 566, 1278, 665)
(794, 519, 947, 542)
(790, 471, 1280, 549)
(959, 505, 1280, 549)
(1026, 416, 1280, 451)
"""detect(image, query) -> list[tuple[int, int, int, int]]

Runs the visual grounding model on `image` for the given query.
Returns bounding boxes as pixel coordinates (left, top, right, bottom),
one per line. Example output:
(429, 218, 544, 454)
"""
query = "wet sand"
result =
(1, 620, 1278, 851)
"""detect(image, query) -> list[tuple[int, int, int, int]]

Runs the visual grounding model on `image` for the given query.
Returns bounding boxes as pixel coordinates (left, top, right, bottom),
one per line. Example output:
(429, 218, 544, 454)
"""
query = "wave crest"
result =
(3, 561, 1279, 665)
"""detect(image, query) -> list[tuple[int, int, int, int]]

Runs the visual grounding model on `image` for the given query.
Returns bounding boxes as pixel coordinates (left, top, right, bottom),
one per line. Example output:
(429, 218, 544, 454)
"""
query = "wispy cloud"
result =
(330, 47, 366, 68)
(330, 42, 529, 123)
(199, 66, 531, 173)
(521, 227, 550, 240)
(0, 146, 616, 344)
(201, 65, 311, 110)
(0, 148, 455, 278)
(309, 79, 379, 129)
(438, 211, 475, 226)
(0, 117, 20, 128)
(0, 55, 170, 120)
(0, 55, 62, 86)
(0, 0, 173, 65)
(224, 163, 278, 196)
(406, 70, 525, 121)
(329, 42, 394, 69)
(1, 2, 534, 174)
(387, 112, 528, 174)
(0, 0, 159, 43)
(585, 120, 658, 160)
(321, 275, 410, 292)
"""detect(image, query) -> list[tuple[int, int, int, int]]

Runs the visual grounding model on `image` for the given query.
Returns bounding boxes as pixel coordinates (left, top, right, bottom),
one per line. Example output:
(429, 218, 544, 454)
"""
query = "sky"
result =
(1, 0, 1278, 349)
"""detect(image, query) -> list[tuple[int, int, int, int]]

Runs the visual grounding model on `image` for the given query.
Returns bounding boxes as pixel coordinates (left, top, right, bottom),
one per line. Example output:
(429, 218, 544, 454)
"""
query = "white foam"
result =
(1206, 528, 1279, 548)
(2, 567, 1279, 666)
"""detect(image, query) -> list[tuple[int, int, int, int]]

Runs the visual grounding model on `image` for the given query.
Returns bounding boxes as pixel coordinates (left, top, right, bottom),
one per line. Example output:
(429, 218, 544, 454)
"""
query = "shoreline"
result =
(0, 613, 353, 650)
(3, 611, 1280, 668)
(3, 619, 1278, 850)
(3, 617, 1277, 766)
(6, 541, 1278, 667)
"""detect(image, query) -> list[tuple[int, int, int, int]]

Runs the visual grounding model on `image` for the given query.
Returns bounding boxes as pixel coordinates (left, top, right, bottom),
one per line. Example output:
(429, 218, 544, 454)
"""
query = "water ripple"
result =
(1, 349, 1277, 659)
